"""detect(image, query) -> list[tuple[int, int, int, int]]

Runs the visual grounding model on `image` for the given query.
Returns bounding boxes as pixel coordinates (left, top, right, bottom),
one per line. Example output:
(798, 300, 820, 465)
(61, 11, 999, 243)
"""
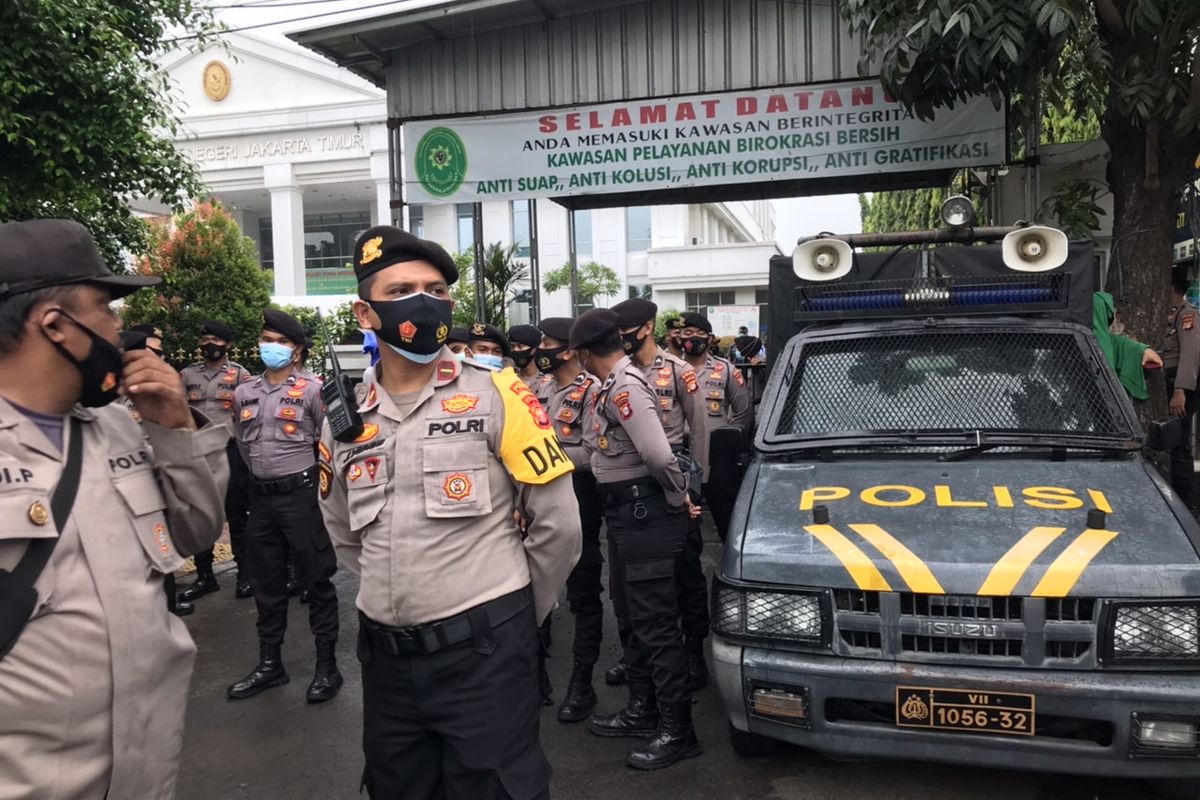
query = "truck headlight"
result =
(713, 580, 826, 644)
(1109, 603, 1200, 662)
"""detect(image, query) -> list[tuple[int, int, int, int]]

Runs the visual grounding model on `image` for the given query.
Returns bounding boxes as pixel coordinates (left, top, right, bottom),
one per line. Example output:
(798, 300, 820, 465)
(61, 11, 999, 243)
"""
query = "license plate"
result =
(895, 686, 1035, 736)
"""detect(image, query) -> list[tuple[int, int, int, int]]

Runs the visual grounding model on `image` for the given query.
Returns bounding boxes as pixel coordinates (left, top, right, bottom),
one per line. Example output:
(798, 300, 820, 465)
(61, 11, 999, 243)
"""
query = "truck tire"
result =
(1152, 778, 1200, 800)
(728, 721, 777, 757)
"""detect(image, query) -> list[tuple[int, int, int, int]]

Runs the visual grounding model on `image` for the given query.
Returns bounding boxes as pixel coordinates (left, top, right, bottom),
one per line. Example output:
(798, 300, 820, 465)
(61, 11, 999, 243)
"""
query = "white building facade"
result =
(162, 34, 778, 324)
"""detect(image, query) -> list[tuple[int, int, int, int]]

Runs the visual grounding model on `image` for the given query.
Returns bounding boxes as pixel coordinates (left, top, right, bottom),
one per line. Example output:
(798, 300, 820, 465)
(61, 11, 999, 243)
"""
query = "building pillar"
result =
(264, 163, 305, 296)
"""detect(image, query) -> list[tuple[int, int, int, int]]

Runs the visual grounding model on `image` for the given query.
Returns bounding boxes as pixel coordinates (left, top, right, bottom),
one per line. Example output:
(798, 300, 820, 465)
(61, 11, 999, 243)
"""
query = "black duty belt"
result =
(249, 465, 318, 495)
(598, 479, 663, 507)
(361, 586, 530, 656)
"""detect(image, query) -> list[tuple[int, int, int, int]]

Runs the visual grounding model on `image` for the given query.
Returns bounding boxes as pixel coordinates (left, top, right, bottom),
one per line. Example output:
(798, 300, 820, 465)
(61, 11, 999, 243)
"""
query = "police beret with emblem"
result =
(666, 315, 686, 330)
(201, 320, 235, 342)
(611, 298, 658, 328)
(119, 330, 149, 351)
(507, 324, 542, 349)
(128, 323, 163, 339)
(448, 325, 470, 344)
(0, 219, 160, 300)
(538, 317, 574, 344)
(262, 308, 306, 345)
(467, 322, 510, 357)
(680, 311, 712, 334)
(569, 309, 620, 350)
(353, 225, 458, 287)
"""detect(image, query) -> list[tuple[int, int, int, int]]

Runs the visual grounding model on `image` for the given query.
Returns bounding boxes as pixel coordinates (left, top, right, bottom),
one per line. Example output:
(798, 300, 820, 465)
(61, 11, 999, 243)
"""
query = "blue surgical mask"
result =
(473, 354, 504, 370)
(384, 340, 440, 364)
(259, 342, 295, 370)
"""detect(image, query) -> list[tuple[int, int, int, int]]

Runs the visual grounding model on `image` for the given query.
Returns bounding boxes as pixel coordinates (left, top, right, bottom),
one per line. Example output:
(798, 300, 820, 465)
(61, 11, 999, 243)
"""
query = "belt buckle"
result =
(630, 483, 642, 499)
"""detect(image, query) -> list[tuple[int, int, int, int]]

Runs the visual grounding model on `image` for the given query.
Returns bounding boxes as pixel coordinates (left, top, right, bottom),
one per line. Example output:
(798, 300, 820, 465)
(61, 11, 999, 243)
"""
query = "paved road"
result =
(176, 528, 1179, 800)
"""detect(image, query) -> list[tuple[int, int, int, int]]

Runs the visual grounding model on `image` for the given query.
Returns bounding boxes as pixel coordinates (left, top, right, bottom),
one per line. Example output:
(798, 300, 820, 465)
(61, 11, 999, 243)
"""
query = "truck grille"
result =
(834, 592, 1099, 667)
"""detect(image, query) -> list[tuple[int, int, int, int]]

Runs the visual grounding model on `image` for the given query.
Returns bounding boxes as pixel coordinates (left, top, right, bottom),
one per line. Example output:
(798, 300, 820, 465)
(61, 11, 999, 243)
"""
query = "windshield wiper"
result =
(939, 440, 1128, 463)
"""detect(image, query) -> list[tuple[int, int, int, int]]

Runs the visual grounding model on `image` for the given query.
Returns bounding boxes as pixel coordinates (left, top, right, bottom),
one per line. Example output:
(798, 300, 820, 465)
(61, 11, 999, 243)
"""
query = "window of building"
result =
(456, 203, 475, 252)
(686, 289, 736, 313)
(574, 210, 593, 257)
(512, 201, 531, 258)
(408, 204, 424, 238)
(626, 206, 652, 251)
(257, 218, 274, 272)
(755, 287, 769, 336)
(303, 210, 371, 294)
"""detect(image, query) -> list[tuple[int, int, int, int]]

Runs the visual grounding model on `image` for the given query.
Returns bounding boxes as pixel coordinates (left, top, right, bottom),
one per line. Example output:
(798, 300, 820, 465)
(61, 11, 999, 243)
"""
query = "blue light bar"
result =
(795, 274, 1067, 320)
(949, 287, 1056, 305)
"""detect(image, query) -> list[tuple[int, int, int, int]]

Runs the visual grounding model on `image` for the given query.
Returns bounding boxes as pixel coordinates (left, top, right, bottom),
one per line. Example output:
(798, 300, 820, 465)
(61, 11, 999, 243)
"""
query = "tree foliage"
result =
(542, 261, 623, 308)
(450, 243, 530, 328)
(0, 0, 222, 266)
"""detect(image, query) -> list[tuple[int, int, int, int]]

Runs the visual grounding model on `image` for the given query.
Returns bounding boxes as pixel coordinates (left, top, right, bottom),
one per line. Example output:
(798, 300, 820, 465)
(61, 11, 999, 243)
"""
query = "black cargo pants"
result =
(603, 484, 691, 704)
(245, 470, 338, 646)
(1168, 370, 1199, 508)
(194, 440, 250, 572)
(566, 471, 606, 665)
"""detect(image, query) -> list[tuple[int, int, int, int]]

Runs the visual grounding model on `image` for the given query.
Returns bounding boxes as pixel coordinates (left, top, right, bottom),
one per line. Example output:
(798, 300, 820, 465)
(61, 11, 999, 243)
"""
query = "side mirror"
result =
(1148, 417, 1183, 451)
(710, 426, 746, 457)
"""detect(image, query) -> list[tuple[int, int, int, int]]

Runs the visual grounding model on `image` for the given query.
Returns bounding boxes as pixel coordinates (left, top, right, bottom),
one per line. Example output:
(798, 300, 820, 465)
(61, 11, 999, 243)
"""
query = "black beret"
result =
(262, 309, 306, 345)
(448, 326, 470, 344)
(353, 225, 458, 286)
(507, 324, 542, 349)
(611, 298, 658, 328)
(467, 321, 510, 357)
(0, 219, 160, 300)
(538, 317, 574, 344)
(201, 320, 235, 341)
(569, 309, 620, 351)
(680, 312, 712, 334)
(665, 316, 686, 330)
(128, 323, 163, 339)
(119, 330, 149, 351)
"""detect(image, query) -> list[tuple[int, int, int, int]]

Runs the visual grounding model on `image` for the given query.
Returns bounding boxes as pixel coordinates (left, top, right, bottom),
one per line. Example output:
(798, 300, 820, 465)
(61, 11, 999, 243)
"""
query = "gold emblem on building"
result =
(203, 60, 231, 102)
(28, 501, 49, 526)
(900, 693, 930, 722)
(360, 236, 383, 265)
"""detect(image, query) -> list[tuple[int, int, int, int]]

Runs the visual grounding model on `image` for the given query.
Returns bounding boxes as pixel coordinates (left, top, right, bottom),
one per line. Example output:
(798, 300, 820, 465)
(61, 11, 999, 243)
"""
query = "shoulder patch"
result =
(491, 370, 573, 485)
(733, 369, 746, 387)
(682, 370, 699, 394)
(1185, 313, 1195, 331)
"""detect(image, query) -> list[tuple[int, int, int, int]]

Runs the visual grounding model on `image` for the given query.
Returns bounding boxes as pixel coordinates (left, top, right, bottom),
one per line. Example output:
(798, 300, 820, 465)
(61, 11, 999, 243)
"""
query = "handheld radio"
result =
(317, 312, 365, 442)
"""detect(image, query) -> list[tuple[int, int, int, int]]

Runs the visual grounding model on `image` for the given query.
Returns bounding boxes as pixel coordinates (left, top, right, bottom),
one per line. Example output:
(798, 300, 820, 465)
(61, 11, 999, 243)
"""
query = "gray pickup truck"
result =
(713, 221, 1200, 799)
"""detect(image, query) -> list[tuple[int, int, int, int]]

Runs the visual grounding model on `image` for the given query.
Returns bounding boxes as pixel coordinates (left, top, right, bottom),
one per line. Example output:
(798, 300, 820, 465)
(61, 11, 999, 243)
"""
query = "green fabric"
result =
(1093, 292, 1150, 400)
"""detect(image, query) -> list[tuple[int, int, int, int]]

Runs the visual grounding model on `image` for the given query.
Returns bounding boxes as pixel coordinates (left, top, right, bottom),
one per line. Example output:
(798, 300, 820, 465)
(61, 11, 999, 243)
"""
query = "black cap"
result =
(262, 309, 306, 345)
(0, 219, 160, 300)
(201, 320, 235, 342)
(128, 323, 163, 339)
(538, 317, 574, 344)
(507, 324, 542, 349)
(353, 225, 458, 286)
(611, 298, 657, 329)
(680, 311, 712, 334)
(467, 322, 510, 357)
(448, 325, 470, 344)
(569, 309, 620, 350)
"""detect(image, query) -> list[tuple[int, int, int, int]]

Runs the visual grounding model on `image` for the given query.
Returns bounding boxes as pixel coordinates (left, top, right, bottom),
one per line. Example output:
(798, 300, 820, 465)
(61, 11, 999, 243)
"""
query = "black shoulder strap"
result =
(12, 416, 84, 584)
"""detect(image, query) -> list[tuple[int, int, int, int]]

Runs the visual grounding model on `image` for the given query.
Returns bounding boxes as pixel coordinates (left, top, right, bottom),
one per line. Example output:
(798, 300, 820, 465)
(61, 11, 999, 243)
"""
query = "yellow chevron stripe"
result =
(1031, 529, 1119, 598)
(849, 524, 945, 594)
(977, 527, 1066, 596)
(804, 524, 892, 591)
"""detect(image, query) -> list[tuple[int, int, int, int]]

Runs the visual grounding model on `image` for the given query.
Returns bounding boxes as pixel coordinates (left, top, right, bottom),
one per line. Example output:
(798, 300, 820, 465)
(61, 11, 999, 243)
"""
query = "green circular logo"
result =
(415, 127, 468, 198)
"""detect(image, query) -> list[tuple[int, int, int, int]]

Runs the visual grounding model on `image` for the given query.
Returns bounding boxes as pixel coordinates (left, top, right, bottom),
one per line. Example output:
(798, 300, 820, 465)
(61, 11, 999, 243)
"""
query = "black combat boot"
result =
(170, 597, 194, 617)
(626, 700, 702, 770)
(306, 638, 343, 704)
(178, 567, 219, 602)
(227, 642, 289, 699)
(605, 657, 629, 686)
(589, 682, 659, 738)
(687, 641, 709, 691)
(234, 571, 253, 599)
(557, 662, 598, 723)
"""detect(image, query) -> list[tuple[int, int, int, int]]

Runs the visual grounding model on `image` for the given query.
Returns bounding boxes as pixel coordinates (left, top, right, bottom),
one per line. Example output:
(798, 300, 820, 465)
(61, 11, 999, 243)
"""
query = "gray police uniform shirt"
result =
(180, 360, 254, 429)
(590, 355, 688, 507)
(696, 353, 754, 432)
(534, 371, 600, 472)
(1163, 301, 1200, 392)
(232, 370, 325, 480)
(635, 347, 710, 481)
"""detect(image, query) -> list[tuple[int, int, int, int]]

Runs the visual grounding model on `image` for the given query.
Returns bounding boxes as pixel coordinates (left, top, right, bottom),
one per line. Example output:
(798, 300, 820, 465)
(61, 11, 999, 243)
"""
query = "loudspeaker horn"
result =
(793, 237, 853, 281)
(1001, 226, 1069, 272)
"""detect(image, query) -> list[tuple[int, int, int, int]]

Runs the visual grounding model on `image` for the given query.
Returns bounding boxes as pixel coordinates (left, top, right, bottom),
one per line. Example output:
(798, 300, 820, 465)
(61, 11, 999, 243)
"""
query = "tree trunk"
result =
(1104, 114, 1191, 431)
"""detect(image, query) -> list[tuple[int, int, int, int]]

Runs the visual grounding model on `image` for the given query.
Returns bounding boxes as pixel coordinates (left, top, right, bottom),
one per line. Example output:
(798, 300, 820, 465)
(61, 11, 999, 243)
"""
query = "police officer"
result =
(447, 325, 472, 356)
(320, 225, 581, 799)
(467, 322, 509, 370)
(179, 319, 255, 601)
(509, 324, 545, 386)
(533, 317, 605, 723)
(227, 309, 342, 703)
(663, 315, 686, 359)
(679, 311, 753, 540)
(570, 309, 703, 769)
(0, 219, 230, 798)
(1164, 272, 1200, 507)
(610, 298, 711, 691)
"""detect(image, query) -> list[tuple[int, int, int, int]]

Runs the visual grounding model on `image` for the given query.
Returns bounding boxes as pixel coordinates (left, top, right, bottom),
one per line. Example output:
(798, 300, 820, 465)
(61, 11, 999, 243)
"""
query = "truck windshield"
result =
(774, 329, 1127, 441)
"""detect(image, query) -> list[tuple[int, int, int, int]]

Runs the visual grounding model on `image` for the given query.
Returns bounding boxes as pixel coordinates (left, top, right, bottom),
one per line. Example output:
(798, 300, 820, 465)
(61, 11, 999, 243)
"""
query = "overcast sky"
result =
(205, 1, 866, 248)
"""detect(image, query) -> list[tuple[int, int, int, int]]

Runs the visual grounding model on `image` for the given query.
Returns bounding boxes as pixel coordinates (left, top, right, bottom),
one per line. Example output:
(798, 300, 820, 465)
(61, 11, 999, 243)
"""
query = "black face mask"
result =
(46, 311, 124, 408)
(201, 343, 227, 362)
(682, 335, 710, 356)
(621, 329, 646, 355)
(511, 349, 535, 369)
(535, 346, 570, 374)
(368, 293, 453, 363)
